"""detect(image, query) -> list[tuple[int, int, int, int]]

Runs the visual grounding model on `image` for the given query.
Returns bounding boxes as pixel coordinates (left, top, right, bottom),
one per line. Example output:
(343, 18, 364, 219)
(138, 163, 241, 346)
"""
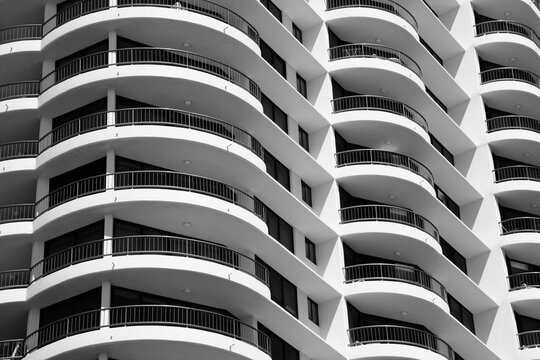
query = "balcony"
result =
(508, 272, 540, 291)
(500, 217, 540, 235)
(0, 204, 35, 225)
(480, 67, 540, 88)
(0, 25, 42, 45)
(494, 166, 540, 183)
(0, 339, 23, 359)
(0, 141, 38, 161)
(487, 115, 540, 134)
(519, 331, 540, 349)
(0, 270, 29, 290)
(343, 263, 447, 301)
(347, 325, 456, 359)
(335, 149, 434, 186)
(474, 21, 540, 49)
(0, 81, 40, 101)
(329, 43, 422, 78)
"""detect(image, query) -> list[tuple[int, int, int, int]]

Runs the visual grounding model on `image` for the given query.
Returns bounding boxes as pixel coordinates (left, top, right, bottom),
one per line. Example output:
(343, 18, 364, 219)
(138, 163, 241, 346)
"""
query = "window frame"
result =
(292, 22, 303, 44)
(305, 237, 317, 264)
(301, 180, 312, 206)
(307, 297, 320, 325)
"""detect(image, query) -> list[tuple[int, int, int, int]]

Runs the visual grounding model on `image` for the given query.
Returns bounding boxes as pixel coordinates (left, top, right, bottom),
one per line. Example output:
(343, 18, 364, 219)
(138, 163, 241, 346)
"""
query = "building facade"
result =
(0, 0, 539, 359)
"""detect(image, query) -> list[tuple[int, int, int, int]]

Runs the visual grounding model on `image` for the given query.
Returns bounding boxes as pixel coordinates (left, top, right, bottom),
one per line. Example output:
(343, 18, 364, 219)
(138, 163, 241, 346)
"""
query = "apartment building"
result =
(0, 0, 539, 359)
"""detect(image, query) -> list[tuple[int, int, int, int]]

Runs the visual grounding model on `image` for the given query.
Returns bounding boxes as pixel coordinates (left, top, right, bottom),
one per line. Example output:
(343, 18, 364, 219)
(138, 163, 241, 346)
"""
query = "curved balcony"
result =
(0, 204, 35, 224)
(519, 331, 540, 349)
(474, 21, 540, 48)
(348, 325, 455, 359)
(494, 166, 540, 183)
(24, 305, 271, 354)
(326, 0, 417, 30)
(39, 107, 263, 157)
(42, 0, 259, 44)
(486, 115, 540, 134)
(0, 81, 40, 101)
(34, 171, 265, 220)
(331, 95, 428, 131)
(339, 205, 439, 241)
(0, 25, 42, 45)
(500, 217, 540, 235)
(508, 272, 540, 290)
(344, 263, 447, 301)
(329, 43, 422, 78)
(0, 339, 23, 359)
(0, 141, 38, 161)
(335, 149, 433, 186)
(40, 47, 261, 100)
(0, 270, 29, 290)
(29, 235, 269, 285)
(480, 67, 540, 88)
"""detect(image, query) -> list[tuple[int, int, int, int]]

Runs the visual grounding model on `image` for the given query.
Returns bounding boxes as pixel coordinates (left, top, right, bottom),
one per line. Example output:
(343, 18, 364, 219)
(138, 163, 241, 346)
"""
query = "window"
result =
(435, 185, 460, 218)
(448, 294, 475, 334)
(419, 37, 442, 65)
(264, 151, 291, 191)
(429, 133, 454, 165)
(440, 237, 467, 274)
(262, 93, 288, 133)
(261, 0, 282, 22)
(426, 87, 447, 113)
(305, 238, 316, 264)
(292, 23, 303, 44)
(257, 258, 298, 317)
(258, 323, 300, 360)
(296, 73, 307, 98)
(298, 126, 309, 152)
(301, 181, 312, 206)
(261, 39, 286, 78)
(308, 298, 319, 325)
(265, 206, 294, 253)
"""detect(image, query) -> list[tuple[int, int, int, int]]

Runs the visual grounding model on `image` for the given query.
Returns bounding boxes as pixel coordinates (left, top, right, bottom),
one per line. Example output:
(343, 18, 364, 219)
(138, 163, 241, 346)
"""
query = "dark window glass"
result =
(264, 151, 291, 191)
(308, 298, 319, 325)
(298, 126, 309, 152)
(440, 237, 467, 274)
(419, 37, 443, 65)
(52, 97, 107, 129)
(257, 258, 298, 317)
(435, 185, 460, 218)
(292, 23, 303, 44)
(261, 0, 282, 22)
(448, 294, 475, 334)
(262, 93, 288, 133)
(44, 220, 104, 257)
(429, 134, 454, 165)
(301, 181, 312, 206)
(258, 323, 299, 360)
(40, 287, 101, 327)
(265, 206, 294, 253)
(49, 157, 107, 198)
(260, 39, 286, 78)
(426, 87, 447, 113)
(296, 73, 307, 98)
(305, 238, 316, 264)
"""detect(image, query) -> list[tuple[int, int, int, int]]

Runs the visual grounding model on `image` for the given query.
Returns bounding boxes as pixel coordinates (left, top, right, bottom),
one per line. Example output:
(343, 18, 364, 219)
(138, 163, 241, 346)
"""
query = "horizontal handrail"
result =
(24, 305, 271, 354)
(29, 235, 269, 285)
(474, 20, 540, 48)
(339, 204, 439, 241)
(494, 165, 540, 183)
(348, 325, 455, 359)
(326, 0, 418, 30)
(0, 204, 35, 224)
(40, 0, 258, 44)
(331, 95, 428, 130)
(508, 272, 540, 290)
(0, 141, 39, 161)
(39, 107, 263, 157)
(0, 24, 42, 44)
(486, 115, 540, 134)
(500, 217, 540, 235)
(344, 263, 447, 300)
(329, 43, 422, 77)
(480, 67, 540, 87)
(0, 339, 24, 359)
(0, 81, 40, 101)
(518, 330, 540, 349)
(0, 270, 29, 290)
(335, 149, 433, 185)
(35, 171, 266, 220)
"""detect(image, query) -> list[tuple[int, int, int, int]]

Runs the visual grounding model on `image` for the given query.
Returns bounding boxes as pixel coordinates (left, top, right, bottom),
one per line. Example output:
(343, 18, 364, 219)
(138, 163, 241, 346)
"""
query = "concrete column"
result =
(107, 88, 116, 126)
(103, 214, 114, 255)
(294, 228, 305, 263)
(41, 59, 56, 90)
(105, 150, 115, 189)
(30, 242, 45, 282)
(289, 170, 302, 205)
(26, 307, 40, 336)
(100, 281, 111, 327)
(108, 31, 117, 65)
(35, 177, 49, 215)
(98, 353, 108, 360)
(288, 116, 300, 146)
(44, 2, 56, 22)
(38, 116, 53, 152)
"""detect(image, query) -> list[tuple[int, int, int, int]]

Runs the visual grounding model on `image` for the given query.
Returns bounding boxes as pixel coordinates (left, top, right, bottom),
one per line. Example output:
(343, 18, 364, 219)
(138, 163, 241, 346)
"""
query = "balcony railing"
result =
(0, 270, 29, 290)
(474, 21, 540, 48)
(508, 272, 540, 290)
(331, 95, 428, 131)
(39, 108, 263, 157)
(0, 339, 24, 359)
(500, 217, 540, 235)
(0, 204, 35, 224)
(494, 165, 540, 183)
(34, 171, 266, 220)
(335, 149, 433, 185)
(41, 0, 258, 44)
(339, 204, 439, 241)
(29, 235, 269, 285)
(329, 43, 422, 78)
(344, 263, 447, 300)
(0, 81, 40, 101)
(0, 24, 42, 45)
(480, 67, 540, 87)
(24, 305, 271, 354)
(519, 330, 540, 349)
(0, 141, 39, 161)
(40, 47, 260, 100)
(348, 325, 456, 359)
(326, 0, 418, 30)
(486, 115, 540, 134)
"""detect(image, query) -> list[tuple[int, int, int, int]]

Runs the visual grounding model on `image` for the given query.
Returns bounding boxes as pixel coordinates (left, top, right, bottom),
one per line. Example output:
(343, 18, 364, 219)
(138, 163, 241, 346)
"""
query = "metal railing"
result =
(474, 21, 540, 48)
(348, 325, 456, 359)
(24, 305, 271, 354)
(480, 67, 540, 87)
(0, 81, 40, 101)
(508, 272, 540, 290)
(335, 149, 433, 185)
(39, 108, 263, 158)
(486, 115, 540, 134)
(29, 235, 269, 286)
(42, 0, 258, 44)
(0, 24, 42, 44)
(519, 330, 540, 349)
(326, 0, 418, 30)
(0, 270, 29, 290)
(0, 339, 24, 359)
(339, 204, 439, 241)
(331, 95, 428, 131)
(329, 43, 422, 78)
(344, 263, 447, 301)
(0, 141, 39, 161)
(0, 204, 35, 224)
(500, 217, 540, 235)
(34, 171, 265, 220)
(494, 165, 540, 183)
